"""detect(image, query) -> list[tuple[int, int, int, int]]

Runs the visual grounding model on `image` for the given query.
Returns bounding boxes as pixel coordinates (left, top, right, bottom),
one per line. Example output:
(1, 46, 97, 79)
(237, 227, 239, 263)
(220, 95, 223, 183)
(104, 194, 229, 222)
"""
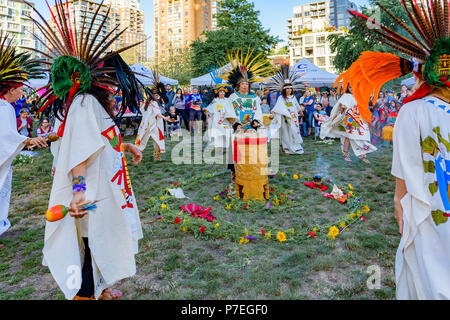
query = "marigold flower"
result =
(293, 174, 299, 180)
(328, 226, 339, 240)
(277, 231, 287, 243)
(339, 222, 346, 229)
(239, 236, 249, 245)
(362, 205, 371, 213)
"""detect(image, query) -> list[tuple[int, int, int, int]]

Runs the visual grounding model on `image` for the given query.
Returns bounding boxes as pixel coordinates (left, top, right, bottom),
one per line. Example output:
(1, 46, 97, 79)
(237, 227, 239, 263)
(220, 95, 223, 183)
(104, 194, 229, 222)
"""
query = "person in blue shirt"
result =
(303, 90, 315, 136)
(187, 87, 203, 134)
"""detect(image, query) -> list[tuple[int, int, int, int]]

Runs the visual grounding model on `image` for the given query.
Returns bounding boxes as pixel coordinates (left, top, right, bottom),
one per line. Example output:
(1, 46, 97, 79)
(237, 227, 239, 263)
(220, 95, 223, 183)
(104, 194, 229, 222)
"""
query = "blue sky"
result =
(34, 0, 370, 56)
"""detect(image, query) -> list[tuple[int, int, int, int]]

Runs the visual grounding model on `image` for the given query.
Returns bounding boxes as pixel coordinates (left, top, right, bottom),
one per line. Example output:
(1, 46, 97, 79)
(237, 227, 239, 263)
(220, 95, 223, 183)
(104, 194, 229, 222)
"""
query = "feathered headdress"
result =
(24, 0, 147, 137)
(0, 32, 44, 95)
(208, 66, 233, 97)
(267, 64, 305, 93)
(216, 48, 274, 89)
(148, 68, 168, 103)
(335, 0, 450, 123)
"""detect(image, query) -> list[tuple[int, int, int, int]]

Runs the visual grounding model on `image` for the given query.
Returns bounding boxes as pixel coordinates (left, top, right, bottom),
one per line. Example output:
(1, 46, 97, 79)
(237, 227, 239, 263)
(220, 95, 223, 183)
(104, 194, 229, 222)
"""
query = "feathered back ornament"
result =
(0, 32, 44, 95)
(267, 64, 305, 93)
(24, 0, 147, 136)
(216, 48, 274, 89)
(335, 0, 450, 122)
(209, 66, 233, 97)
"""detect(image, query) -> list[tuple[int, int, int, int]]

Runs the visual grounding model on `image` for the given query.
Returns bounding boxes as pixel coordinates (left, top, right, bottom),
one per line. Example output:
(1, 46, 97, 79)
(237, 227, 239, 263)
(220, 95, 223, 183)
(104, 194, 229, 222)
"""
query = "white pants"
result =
(0, 165, 12, 236)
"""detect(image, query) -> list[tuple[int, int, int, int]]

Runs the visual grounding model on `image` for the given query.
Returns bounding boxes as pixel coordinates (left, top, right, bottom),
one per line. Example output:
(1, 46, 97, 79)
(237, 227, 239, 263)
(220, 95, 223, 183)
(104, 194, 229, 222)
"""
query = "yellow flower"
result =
(293, 174, 299, 180)
(245, 228, 249, 236)
(165, 188, 170, 192)
(346, 228, 349, 232)
(349, 191, 353, 196)
(225, 204, 232, 210)
(339, 222, 346, 229)
(281, 172, 286, 177)
(213, 196, 220, 201)
(160, 196, 165, 200)
(277, 231, 287, 243)
(239, 236, 249, 245)
(350, 213, 357, 219)
(312, 227, 318, 233)
(161, 204, 167, 209)
(266, 232, 272, 240)
(289, 190, 294, 194)
(328, 226, 339, 240)
(214, 223, 220, 230)
(348, 184, 354, 190)
(362, 205, 371, 213)
(181, 226, 187, 232)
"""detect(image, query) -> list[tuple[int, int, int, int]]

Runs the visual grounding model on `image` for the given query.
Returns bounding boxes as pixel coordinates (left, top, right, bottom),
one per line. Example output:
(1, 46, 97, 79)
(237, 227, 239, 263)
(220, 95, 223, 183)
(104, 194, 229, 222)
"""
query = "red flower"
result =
(174, 182, 178, 187)
(270, 188, 275, 192)
(227, 194, 231, 198)
(361, 216, 366, 222)
(280, 193, 285, 197)
(200, 226, 206, 233)
(244, 204, 248, 210)
(174, 217, 181, 224)
(226, 189, 230, 192)
(308, 232, 315, 238)
(261, 229, 265, 236)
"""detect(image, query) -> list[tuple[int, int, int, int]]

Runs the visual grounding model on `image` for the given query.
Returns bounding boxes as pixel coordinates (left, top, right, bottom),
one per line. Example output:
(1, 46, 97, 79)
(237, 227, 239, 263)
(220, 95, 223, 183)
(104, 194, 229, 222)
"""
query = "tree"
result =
(152, 47, 194, 86)
(190, 0, 279, 76)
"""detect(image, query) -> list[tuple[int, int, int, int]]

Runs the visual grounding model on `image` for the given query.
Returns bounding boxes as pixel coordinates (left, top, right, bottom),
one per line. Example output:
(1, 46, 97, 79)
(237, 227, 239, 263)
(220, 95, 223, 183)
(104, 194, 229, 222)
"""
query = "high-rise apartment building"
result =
(105, 0, 147, 62)
(49, 0, 121, 53)
(154, 0, 220, 63)
(287, 0, 356, 73)
(0, 0, 35, 53)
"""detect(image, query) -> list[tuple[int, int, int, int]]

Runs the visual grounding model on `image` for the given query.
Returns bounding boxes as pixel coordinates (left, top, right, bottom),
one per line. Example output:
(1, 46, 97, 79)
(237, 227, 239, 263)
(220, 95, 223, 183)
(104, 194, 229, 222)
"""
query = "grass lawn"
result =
(0, 134, 399, 300)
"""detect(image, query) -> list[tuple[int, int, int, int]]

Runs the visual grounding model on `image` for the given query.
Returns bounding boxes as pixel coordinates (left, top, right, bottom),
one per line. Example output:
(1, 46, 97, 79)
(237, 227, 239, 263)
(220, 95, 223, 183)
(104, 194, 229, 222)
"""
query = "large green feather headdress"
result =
(0, 32, 44, 94)
(23, 0, 147, 136)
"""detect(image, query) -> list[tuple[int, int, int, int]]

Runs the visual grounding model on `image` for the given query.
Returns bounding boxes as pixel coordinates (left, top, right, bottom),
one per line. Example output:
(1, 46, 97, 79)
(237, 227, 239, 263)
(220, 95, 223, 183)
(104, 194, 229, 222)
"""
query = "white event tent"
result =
(292, 58, 339, 88)
(131, 63, 179, 86)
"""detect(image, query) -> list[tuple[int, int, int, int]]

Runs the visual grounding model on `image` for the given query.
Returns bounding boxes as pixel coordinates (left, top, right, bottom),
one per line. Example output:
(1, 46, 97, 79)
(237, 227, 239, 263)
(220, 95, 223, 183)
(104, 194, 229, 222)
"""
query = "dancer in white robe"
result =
(205, 87, 237, 150)
(0, 93, 47, 236)
(320, 91, 377, 163)
(271, 93, 304, 154)
(135, 96, 169, 161)
(331, 0, 450, 299)
(392, 93, 450, 299)
(45, 94, 143, 300)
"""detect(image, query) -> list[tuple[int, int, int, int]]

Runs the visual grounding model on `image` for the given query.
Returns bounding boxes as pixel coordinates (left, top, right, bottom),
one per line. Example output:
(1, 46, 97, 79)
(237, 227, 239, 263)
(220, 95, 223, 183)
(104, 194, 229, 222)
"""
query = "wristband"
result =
(72, 176, 86, 193)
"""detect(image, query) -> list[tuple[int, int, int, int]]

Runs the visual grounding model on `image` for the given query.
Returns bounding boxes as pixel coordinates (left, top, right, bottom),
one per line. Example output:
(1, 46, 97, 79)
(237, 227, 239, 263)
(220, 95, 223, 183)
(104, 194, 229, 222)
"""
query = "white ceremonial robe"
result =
(44, 94, 143, 300)
(135, 101, 165, 153)
(320, 93, 377, 157)
(206, 97, 237, 149)
(0, 99, 27, 235)
(392, 96, 450, 300)
(270, 95, 304, 154)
